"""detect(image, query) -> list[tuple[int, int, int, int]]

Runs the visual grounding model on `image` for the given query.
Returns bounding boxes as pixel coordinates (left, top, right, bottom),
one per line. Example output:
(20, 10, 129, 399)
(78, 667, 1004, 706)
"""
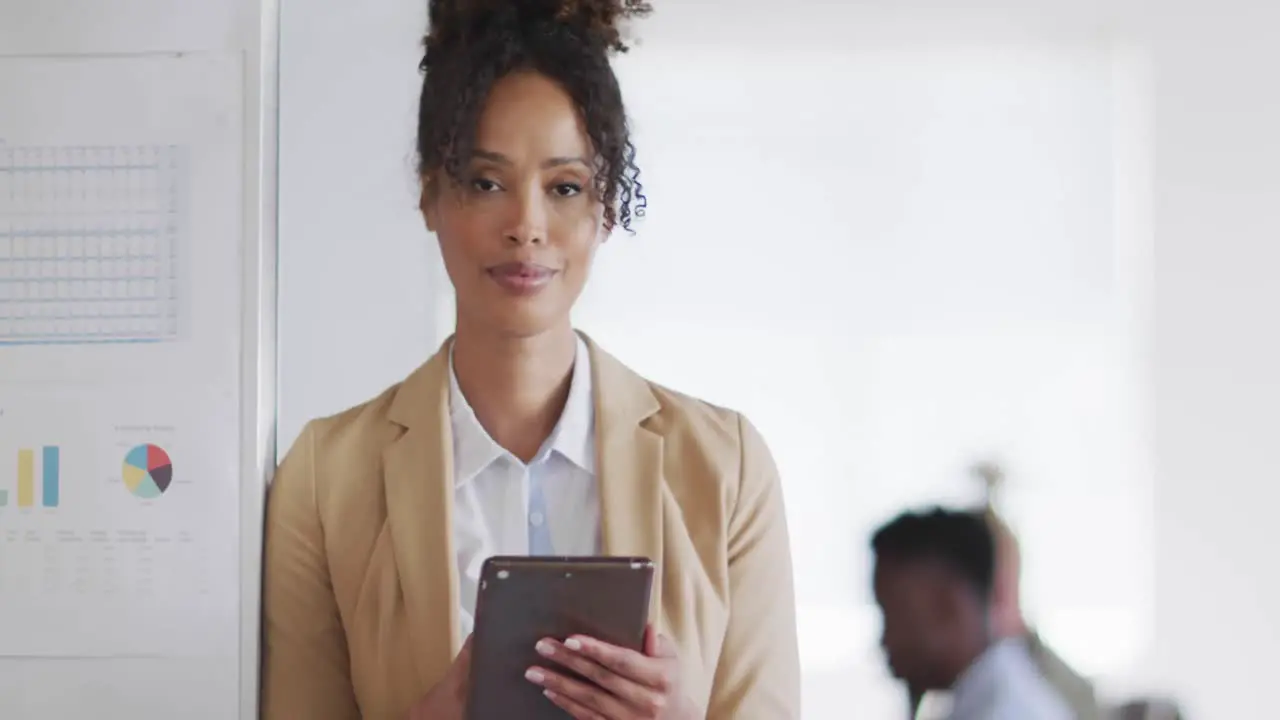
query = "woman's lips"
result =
(487, 262, 557, 294)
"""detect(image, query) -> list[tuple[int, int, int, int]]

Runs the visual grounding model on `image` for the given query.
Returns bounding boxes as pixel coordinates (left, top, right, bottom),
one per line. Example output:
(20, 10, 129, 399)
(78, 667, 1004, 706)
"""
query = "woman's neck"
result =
(451, 322, 578, 463)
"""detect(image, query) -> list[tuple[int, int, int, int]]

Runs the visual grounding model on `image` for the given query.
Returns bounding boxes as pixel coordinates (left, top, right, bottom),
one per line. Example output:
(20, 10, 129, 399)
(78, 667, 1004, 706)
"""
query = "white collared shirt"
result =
(449, 333, 600, 637)
(944, 637, 1074, 720)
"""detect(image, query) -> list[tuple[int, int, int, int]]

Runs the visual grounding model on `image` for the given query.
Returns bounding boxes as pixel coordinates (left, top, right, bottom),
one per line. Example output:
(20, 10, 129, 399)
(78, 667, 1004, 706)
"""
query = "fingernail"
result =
(525, 668, 545, 683)
(544, 689, 558, 700)
(535, 640, 555, 656)
(564, 637, 583, 651)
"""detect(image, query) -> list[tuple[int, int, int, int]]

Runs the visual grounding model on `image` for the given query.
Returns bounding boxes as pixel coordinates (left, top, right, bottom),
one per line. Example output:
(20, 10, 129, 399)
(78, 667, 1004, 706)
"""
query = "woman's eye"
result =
(553, 183, 583, 197)
(471, 178, 501, 193)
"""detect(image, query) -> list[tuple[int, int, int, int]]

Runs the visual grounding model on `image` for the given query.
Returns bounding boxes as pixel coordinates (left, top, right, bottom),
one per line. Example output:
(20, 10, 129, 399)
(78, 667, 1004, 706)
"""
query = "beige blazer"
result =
(261, 336, 801, 720)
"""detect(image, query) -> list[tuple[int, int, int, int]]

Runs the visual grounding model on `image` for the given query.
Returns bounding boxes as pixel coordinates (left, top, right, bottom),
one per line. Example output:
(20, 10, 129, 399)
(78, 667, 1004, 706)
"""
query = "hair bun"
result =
(426, 0, 652, 56)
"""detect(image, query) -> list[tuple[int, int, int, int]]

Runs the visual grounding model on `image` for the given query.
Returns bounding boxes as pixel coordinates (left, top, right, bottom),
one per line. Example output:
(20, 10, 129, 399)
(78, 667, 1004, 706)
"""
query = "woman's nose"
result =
(504, 190, 548, 245)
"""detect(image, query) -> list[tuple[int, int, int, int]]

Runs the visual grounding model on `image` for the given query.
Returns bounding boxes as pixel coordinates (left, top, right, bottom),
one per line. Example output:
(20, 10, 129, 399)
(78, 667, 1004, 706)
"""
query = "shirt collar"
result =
(948, 637, 1029, 716)
(448, 333, 595, 487)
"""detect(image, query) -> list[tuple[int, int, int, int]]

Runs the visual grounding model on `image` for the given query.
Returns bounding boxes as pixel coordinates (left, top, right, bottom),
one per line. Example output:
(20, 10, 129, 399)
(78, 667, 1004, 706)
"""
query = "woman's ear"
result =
(419, 175, 438, 233)
(597, 204, 613, 244)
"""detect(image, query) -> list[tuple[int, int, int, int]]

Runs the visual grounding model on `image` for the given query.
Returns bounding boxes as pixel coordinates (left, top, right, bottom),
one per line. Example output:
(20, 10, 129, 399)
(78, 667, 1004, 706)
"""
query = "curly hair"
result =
(871, 507, 997, 599)
(417, 0, 651, 232)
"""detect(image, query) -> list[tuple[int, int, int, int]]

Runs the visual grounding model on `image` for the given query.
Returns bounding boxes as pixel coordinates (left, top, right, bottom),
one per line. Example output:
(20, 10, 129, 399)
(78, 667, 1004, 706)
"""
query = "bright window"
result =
(571, 39, 1152, 716)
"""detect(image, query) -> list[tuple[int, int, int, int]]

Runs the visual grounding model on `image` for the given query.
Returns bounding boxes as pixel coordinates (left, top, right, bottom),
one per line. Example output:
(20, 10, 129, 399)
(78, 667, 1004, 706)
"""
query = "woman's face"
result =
(422, 70, 606, 340)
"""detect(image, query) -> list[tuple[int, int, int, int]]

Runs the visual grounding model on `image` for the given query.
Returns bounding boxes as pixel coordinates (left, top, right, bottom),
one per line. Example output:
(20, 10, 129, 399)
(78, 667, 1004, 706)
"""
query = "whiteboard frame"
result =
(239, 0, 280, 716)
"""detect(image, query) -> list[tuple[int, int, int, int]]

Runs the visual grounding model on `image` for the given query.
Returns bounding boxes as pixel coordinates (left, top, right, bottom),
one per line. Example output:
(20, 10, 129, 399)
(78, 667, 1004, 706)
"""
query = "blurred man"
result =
(872, 508, 1072, 720)
(985, 508, 1103, 720)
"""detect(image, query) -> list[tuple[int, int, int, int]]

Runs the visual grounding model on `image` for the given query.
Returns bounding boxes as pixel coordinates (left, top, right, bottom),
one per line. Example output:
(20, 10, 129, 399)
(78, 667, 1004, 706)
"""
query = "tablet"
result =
(465, 555, 655, 720)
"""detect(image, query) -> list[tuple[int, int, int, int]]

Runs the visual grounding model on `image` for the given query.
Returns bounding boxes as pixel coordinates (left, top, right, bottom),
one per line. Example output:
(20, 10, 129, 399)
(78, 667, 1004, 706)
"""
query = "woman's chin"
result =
(481, 311, 568, 340)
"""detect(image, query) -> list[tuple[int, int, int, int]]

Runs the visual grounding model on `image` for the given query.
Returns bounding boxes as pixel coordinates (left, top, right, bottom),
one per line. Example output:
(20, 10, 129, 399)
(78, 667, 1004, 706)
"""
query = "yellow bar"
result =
(17, 449, 35, 507)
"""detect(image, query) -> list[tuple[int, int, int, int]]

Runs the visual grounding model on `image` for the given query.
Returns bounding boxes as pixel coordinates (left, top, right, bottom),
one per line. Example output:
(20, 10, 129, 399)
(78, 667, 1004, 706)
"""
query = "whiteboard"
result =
(0, 1, 277, 718)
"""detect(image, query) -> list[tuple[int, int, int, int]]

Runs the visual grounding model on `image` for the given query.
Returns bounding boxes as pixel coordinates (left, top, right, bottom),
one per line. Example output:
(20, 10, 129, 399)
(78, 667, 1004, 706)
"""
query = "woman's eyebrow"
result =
(472, 148, 589, 169)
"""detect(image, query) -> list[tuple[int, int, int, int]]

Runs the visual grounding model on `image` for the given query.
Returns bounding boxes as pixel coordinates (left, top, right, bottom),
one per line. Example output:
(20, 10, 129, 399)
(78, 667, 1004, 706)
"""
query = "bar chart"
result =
(0, 144, 186, 345)
(2, 445, 60, 508)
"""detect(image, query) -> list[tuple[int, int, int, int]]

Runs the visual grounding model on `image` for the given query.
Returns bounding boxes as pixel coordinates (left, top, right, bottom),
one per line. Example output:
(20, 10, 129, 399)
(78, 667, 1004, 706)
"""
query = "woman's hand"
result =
(524, 625, 697, 720)
(407, 635, 472, 720)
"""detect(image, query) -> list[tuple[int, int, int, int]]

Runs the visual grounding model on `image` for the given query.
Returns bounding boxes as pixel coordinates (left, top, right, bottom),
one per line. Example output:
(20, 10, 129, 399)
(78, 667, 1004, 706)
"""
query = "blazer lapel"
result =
(586, 336, 667, 627)
(383, 341, 460, 690)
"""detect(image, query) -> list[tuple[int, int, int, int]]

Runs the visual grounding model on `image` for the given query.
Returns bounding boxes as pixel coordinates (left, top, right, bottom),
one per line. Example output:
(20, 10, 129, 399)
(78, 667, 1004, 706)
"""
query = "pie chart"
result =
(122, 444, 174, 499)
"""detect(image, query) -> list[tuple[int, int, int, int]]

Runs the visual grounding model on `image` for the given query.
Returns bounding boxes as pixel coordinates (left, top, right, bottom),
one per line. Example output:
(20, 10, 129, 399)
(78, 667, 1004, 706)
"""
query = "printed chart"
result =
(0, 446, 60, 509)
(122, 443, 174, 500)
(0, 385, 238, 658)
(0, 144, 186, 345)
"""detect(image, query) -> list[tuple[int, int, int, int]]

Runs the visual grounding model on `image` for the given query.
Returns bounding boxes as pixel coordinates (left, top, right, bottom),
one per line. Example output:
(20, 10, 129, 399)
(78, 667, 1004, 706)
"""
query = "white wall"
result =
(276, 0, 437, 457)
(1149, 2, 1280, 716)
(277, 1, 1280, 717)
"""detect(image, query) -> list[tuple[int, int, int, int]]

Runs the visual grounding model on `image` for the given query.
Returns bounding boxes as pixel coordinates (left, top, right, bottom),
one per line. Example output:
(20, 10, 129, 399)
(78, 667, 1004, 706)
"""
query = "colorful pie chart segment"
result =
(122, 444, 174, 499)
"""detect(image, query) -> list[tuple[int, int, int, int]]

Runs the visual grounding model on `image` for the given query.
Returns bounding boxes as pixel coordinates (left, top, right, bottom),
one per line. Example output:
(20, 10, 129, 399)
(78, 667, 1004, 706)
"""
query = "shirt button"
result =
(529, 511, 545, 527)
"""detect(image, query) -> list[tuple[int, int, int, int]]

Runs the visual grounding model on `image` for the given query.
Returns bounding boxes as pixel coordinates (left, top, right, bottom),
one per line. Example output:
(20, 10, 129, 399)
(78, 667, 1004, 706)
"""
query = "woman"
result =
(261, 1, 800, 718)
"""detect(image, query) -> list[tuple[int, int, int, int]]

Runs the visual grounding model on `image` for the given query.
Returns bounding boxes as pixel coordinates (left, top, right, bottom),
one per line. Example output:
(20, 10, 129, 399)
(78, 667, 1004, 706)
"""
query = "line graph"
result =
(0, 144, 186, 345)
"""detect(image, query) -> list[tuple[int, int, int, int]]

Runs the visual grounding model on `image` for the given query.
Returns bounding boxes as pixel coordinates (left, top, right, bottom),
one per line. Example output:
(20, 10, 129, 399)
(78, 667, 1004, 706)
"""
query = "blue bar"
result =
(42, 446, 59, 508)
